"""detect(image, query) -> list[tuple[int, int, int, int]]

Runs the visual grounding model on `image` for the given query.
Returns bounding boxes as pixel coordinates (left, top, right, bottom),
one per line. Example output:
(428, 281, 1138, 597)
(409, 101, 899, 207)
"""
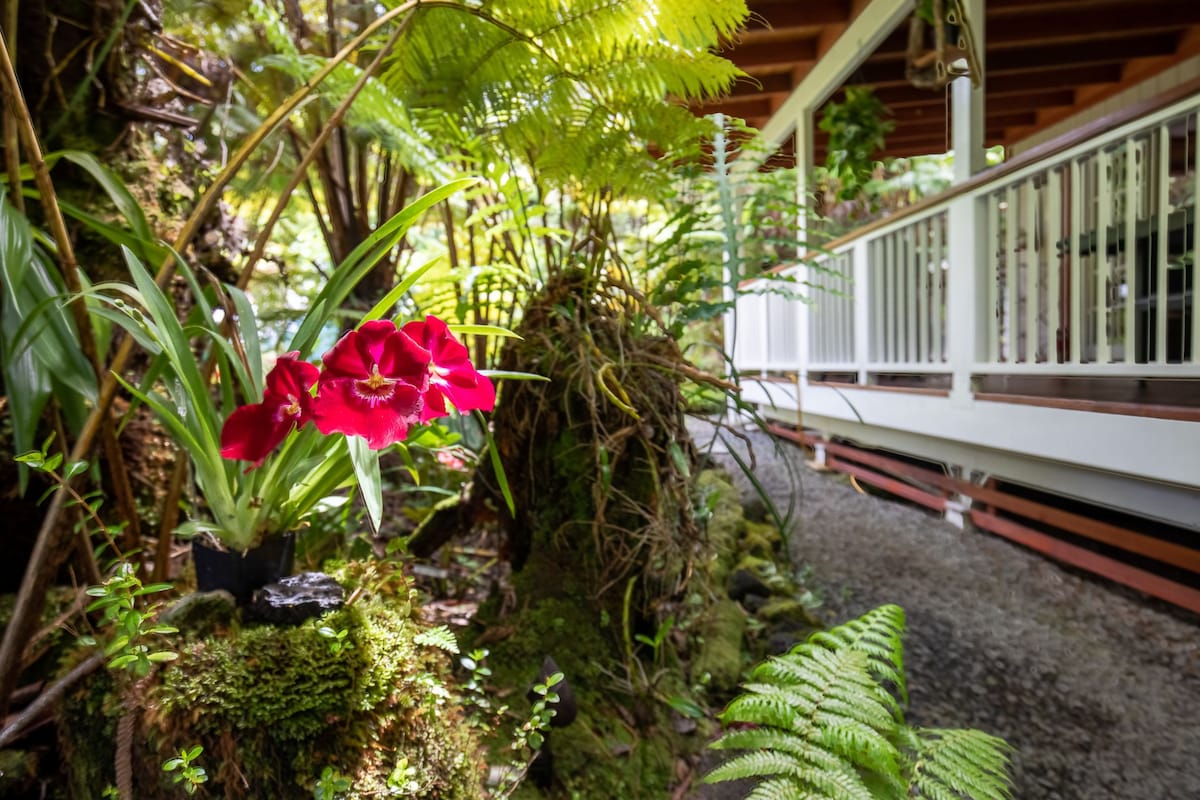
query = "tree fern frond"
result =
(807, 603, 907, 703)
(908, 728, 1014, 800)
(705, 751, 875, 800)
(706, 606, 1013, 800)
(744, 777, 825, 800)
(709, 728, 857, 772)
(703, 750, 817, 785)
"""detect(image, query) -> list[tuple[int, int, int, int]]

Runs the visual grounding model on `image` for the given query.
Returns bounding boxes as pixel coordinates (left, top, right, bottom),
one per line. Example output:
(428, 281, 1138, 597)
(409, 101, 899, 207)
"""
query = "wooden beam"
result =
(698, 96, 774, 120)
(728, 74, 792, 98)
(987, 64, 1124, 95)
(985, 0, 1172, 14)
(987, 33, 1183, 72)
(772, 429, 1200, 577)
(826, 455, 950, 511)
(971, 510, 1200, 616)
(723, 36, 818, 69)
(745, 0, 853, 31)
(985, 2, 1200, 49)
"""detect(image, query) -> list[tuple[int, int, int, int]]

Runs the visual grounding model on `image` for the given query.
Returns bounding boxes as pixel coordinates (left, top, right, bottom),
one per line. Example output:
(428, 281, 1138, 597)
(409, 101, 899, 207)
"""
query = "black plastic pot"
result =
(192, 533, 296, 605)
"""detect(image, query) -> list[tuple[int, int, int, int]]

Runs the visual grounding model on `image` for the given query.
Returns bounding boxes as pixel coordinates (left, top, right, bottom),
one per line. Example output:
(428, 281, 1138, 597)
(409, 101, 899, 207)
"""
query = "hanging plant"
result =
(817, 87, 894, 203)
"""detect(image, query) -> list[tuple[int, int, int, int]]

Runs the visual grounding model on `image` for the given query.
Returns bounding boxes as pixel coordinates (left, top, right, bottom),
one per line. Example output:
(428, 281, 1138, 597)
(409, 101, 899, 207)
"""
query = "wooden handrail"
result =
(742, 76, 1200, 287)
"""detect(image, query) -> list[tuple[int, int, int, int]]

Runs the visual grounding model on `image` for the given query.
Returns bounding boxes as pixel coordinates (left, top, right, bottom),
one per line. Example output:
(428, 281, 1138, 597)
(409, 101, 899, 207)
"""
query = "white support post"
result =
(854, 238, 870, 384)
(946, 0, 985, 400)
(947, 194, 987, 404)
(796, 113, 814, 393)
(951, 0, 986, 183)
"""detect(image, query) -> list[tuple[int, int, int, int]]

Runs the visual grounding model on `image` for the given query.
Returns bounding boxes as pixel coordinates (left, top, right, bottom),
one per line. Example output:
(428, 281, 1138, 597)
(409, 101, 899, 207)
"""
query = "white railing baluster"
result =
(1047, 167, 1062, 362)
(917, 218, 929, 361)
(844, 254, 855, 362)
(1025, 178, 1038, 362)
(1193, 112, 1200, 365)
(1124, 138, 1138, 363)
(933, 212, 945, 362)
(987, 192, 1000, 361)
(885, 233, 897, 363)
(815, 270, 826, 363)
(1005, 184, 1018, 362)
(1070, 158, 1083, 363)
(905, 223, 917, 362)
(1096, 150, 1111, 363)
(878, 237, 888, 359)
(1156, 124, 1170, 363)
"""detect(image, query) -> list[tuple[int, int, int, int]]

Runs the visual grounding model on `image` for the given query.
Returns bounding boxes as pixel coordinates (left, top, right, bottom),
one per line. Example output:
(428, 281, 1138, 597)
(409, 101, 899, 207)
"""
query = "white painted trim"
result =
(801, 408, 1200, 532)
(755, 0, 914, 154)
(797, 384, 1200, 491)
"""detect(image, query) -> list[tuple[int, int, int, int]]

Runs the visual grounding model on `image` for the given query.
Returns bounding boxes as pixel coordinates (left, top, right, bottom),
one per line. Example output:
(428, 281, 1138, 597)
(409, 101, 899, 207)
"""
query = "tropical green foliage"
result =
(706, 605, 1013, 800)
(817, 87, 895, 203)
(82, 180, 472, 549)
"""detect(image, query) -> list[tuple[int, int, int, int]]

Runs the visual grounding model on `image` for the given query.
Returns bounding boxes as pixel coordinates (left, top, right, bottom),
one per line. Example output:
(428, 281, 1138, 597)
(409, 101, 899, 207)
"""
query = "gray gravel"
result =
(694, 419, 1200, 800)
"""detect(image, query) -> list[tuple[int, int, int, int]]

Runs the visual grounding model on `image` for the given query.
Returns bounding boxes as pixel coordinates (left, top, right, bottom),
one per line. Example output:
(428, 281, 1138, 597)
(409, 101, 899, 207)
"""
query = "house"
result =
(704, 0, 1200, 612)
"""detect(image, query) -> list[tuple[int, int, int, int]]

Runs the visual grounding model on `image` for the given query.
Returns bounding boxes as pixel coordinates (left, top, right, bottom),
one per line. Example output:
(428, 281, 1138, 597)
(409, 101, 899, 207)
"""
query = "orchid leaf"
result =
(346, 435, 383, 535)
(475, 410, 514, 517)
(57, 151, 153, 246)
(290, 179, 476, 357)
(361, 257, 440, 325)
(447, 324, 521, 339)
(227, 284, 263, 396)
(479, 369, 550, 382)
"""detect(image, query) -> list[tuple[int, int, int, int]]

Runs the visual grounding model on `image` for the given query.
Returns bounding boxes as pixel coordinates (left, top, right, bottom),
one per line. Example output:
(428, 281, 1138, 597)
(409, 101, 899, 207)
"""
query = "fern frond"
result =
(704, 750, 876, 800)
(413, 625, 460, 654)
(706, 606, 1013, 800)
(744, 777, 825, 800)
(908, 728, 1014, 800)
(807, 603, 907, 703)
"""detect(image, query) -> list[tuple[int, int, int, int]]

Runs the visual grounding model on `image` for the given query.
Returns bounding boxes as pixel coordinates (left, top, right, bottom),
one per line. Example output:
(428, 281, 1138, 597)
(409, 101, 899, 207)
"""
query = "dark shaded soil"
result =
(696, 420, 1200, 800)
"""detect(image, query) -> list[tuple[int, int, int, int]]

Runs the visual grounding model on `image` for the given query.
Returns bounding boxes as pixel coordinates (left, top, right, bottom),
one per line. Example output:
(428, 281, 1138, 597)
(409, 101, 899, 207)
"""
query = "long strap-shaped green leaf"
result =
(288, 178, 476, 357)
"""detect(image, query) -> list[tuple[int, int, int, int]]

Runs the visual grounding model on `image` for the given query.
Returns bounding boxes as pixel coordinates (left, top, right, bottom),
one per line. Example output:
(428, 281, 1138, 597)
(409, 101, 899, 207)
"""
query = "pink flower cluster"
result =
(220, 316, 495, 466)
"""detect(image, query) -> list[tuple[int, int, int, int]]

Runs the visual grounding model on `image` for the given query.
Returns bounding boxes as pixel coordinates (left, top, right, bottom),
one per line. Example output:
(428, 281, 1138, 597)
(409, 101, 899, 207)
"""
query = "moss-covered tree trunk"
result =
(484, 270, 700, 620)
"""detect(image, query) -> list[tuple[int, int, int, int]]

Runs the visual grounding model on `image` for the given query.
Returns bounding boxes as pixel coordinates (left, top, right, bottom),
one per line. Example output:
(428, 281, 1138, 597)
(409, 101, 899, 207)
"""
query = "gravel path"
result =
(695, 420, 1200, 800)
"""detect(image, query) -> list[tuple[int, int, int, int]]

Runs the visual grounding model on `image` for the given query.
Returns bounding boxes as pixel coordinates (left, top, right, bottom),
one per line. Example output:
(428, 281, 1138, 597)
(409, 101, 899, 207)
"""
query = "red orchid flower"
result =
(220, 352, 320, 467)
(402, 315, 496, 422)
(312, 320, 432, 450)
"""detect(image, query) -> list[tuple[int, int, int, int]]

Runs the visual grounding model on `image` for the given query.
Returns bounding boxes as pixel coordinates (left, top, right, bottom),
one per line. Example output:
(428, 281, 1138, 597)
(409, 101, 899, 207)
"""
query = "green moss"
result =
(59, 583, 484, 799)
(695, 470, 745, 587)
(740, 520, 783, 558)
(755, 598, 820, 627)
(690, 599, 747, 694)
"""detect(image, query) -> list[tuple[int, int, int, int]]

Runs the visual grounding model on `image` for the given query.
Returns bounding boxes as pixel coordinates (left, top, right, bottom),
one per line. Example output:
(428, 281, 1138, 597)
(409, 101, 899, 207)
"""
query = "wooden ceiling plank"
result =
(986, 33, 1183, 72)
(723, 35, 820, 69)
(985, 2, 1200, 49)
(745, 0, 852, 30)
(728, 74, 792, 99)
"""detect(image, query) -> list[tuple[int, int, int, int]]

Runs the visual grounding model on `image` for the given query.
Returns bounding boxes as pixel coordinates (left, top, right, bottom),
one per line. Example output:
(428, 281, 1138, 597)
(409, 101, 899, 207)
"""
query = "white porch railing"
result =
(735, 89, 1200, 388)
(866, 209, 949, 369)
(980, 107, 1199, 374)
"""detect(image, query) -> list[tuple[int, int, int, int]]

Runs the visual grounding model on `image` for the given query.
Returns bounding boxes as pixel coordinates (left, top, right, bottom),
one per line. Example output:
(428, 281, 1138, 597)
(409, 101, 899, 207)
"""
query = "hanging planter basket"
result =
(906, 0, 981, 90)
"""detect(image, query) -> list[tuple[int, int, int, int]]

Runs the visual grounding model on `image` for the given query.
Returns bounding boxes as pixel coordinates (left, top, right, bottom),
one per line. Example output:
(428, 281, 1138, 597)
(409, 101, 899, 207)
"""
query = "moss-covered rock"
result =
(740, 520, 783, 559)
(59, 577, 484, 799)
(690, 599, 747, 694)
(695, 470, 745, 587)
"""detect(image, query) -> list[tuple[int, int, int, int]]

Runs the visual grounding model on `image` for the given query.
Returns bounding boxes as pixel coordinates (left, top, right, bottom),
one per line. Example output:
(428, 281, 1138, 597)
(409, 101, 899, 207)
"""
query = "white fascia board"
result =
(754, 0, 915, 155)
